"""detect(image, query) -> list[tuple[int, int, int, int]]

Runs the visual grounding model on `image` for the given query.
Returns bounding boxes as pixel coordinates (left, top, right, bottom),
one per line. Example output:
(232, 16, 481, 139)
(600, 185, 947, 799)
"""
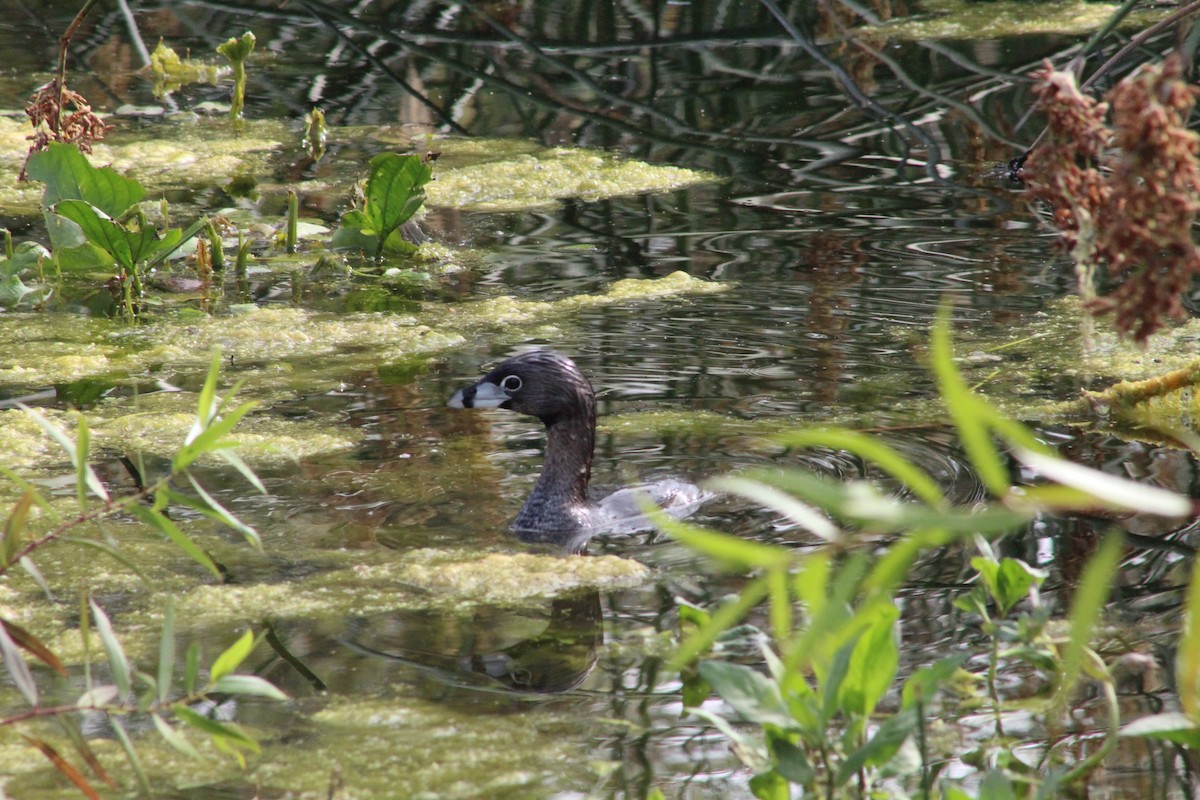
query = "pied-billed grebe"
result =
(448, 350, 708, 545)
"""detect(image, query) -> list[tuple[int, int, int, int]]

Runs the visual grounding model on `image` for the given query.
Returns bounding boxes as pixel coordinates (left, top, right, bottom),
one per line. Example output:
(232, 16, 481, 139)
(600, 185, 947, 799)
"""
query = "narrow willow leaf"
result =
(209, 630, 255, 683)
(158, 596, 175, 703)
(56, 714, 116, 787)
(211, 674, 288, 700)
(929, 304, 1009, 495)
(110, 717, 152, 798)
(22, 735, 101, 800)
(80, 590, 92, 691)
(173, 704, 261, 749)
(151, 712, 202, 759)
(76, 685, 119, 707)
(651, 507, 792, 571)
(61, 537, 151, 584)
(3, 618, 66, 676)
(669, 577, 772, 670)
(184, 641, 200, 694)
(195, 350, 222, 428)
(74, 414, 112, 504)
(2, 489, 35, 567)
(19, 556, 54, 601)
(707, 476, 839, 542)
(0, 617, 38, 706)
(128, 504, 220, 578)
(774, 428, 946, 508)
(89, 600, 131, 697)
(187, 476, 262, 550)
(216, 448, 267, 495)
(19, 403, 77, 462)
(1180, 557, 1200, 718)
(1054, 532, 1123, 709)
(1016, 448, 1191, 517)
(1121, 711, 1200, 747)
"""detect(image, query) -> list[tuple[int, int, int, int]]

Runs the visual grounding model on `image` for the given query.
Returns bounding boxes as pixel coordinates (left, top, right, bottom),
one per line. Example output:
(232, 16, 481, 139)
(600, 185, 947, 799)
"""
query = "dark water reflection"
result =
(2, 1, 1198, 798)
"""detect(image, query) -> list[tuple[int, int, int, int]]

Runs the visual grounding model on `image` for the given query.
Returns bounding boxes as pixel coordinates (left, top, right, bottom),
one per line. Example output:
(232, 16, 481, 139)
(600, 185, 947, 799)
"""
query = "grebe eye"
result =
(500, 375, 523, 392)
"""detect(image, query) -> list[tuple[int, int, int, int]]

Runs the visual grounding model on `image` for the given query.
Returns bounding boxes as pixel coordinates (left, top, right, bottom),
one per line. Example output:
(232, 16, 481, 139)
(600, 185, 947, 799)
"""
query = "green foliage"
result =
(661, 308, 1177, 799)
(332, 152, 432, 259)
(216, 31, 255, 120)
(0, 351, 285, 796)
(25, 142, 203, 317)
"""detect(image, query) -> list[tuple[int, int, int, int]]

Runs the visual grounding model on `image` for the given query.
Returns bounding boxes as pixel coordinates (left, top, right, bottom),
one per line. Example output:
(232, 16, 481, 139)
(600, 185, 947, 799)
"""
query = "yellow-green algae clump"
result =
(427, 141, 716, 211)
(866, 0, 1161, 42)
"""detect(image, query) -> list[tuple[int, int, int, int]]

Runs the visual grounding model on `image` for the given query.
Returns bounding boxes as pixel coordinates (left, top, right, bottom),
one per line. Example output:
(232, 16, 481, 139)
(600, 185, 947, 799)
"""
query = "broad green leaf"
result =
(699, 660, 796, 729)
(54, 200, 166, 273)
(363, 153, 430, 238)
(211, 674, 288, 700)
(670, 577, 771, 669)
(977, 769, 1017, 800)
(767, 734, 813, 784)
(89, 600, 131, 697)
(26, 142, 145, 218)
(748, 770, 788, 800)
(0, 241, 50, 278)
(834, 706, 919, 786)
(0, 617, 38, 706)
(209, 630, 255, 684)
(838, 604, 900, 717)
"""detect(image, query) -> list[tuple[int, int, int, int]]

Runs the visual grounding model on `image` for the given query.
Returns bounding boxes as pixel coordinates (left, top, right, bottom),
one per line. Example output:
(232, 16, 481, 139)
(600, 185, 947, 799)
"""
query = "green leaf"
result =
(54, 200, 166, 273)
(211, 674, 288, 700)
(157, 597, 175, 703)
(699, 660, 795, 729)
(977, 769, 1017, 800)
(901, 654, 967, 709)
(209, 630, 255, 684)
(837, 604, 900, 718)
(707, 476, 839, 542)
(110, 717, 152, 798)
(26, 142, 145, 218)
(172, 704, 261, 751)
(767, 734, 813, 784)
(652, 509, 792, 571)
(151, 713, 201, 760)
(1054, 532, 1122, 708)
(835, 706, 919, 786)
(187, 476, 262, 550)
(73, 414, 109, 505)
(184, 642, 200, 694)
(363, 153, 430, 237)
(89, 600, 131, 697)
(1120, 711, 1200, 747)
(1015, 447, 1192, 517)
(3, 489, 35, 567)
(669, 576, 772, 670)
(129, 502, 220, 578)
(216, 31, 256, 63)
(773, 428, 946, 508)
(1180, 556, 1200, 718)
(748, 770, 788, 800)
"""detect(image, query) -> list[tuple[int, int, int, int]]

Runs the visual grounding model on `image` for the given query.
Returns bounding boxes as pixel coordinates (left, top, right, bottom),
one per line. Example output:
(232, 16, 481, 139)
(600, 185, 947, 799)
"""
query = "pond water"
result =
(0, 1, 1196, 798)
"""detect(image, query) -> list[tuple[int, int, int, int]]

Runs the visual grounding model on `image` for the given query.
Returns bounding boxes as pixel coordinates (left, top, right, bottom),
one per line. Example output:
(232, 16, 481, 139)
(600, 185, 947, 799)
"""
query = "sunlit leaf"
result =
(173, 704, 261, 751)
(1015, 447, 1192, 517)
(651, 508, 792, 571)
(19, 404, 77, 463)
(209, 630, 255, 684)
(1180, 556, 1200, 718)
(89, 600, 131, 697)
(707, 476, 839, 542)
(699, 660, 796, 729)
(26, 142, 145, 218)
(77, 685, 119, 707)
(211, 674, 288, 700)
(1121, 711, 1200, 747)
(2, 489, 35, 567)
(837, 604, 900, 718)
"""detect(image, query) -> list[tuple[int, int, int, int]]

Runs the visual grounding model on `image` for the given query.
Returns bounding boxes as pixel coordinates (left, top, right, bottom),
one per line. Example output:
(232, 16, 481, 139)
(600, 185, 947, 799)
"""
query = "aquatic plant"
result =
(658, 307, 1190, 798)
(26, 142, 204, 317)
(1024, 55, 1200, 344)
(331, 152, 432, 260)
(0, 353, 285, 796)
(216, 32, 256, 121)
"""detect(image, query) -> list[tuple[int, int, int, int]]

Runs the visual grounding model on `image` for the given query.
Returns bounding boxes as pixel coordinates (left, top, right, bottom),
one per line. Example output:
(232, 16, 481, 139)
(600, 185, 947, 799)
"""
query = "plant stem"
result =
(55, 0, 102, 135)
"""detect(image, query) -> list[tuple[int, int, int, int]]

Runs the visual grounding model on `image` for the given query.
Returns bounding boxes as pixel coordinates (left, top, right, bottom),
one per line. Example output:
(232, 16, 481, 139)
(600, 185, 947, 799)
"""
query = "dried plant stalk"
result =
(1024, 55, 1200, 344)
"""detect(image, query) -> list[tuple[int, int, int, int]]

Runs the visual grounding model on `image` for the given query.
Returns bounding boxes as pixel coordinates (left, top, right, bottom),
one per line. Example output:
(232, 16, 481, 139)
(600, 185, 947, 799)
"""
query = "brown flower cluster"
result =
(1023, 55, 1200, 344)
(20, 79, 109, 178)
